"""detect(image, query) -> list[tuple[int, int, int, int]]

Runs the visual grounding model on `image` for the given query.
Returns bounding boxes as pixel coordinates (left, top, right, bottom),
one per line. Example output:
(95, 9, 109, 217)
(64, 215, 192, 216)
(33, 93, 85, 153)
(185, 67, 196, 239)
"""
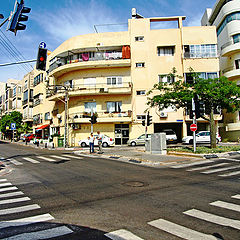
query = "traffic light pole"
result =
(192, 98, 197, 153)
(91, 110, 93, 133)
(64, 88, 69, 148)
(145, 111, 148, 151)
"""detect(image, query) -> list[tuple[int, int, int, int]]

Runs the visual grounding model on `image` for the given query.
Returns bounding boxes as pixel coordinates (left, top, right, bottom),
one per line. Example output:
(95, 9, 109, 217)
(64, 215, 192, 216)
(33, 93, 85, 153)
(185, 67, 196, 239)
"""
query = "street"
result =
(0, 141, 239, 239)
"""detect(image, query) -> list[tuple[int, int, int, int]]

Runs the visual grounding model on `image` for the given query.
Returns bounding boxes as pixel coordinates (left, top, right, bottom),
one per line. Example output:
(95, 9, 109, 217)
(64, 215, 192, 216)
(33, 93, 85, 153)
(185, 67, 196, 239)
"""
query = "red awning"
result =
(36, 124, 50, 130)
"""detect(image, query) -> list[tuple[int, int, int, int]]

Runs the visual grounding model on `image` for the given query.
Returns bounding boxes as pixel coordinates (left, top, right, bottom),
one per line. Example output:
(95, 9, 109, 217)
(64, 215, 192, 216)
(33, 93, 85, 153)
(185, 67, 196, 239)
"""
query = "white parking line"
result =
(2, 226, 73, 240)
(0, 191, 24, 199)
(201, 165, 240, 174)
(0, 213, 54, 229)
(0, 204, 40, 215)
(219, 170, 240, 177)
(105, 229, 144, 240)
(170, 160, 214, 169)
(36, 156, 56, 162)
(0, 197, 30, 205)
(232, 194, 240, 200)
(148, 219, 217, 239)
(210, 201, 240, 212)
(0, 187, 18, 193)
(0, 182, 12, 188)
(22, 157, 40, 164)
(184, 209, 240, 230)
(187, 163, 229, 171)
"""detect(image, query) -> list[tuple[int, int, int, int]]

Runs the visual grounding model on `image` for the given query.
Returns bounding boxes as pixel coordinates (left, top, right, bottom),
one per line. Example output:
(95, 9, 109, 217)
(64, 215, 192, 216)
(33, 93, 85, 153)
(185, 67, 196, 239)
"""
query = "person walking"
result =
(89, 133, 95, 153)
(97, 131, 103, 154)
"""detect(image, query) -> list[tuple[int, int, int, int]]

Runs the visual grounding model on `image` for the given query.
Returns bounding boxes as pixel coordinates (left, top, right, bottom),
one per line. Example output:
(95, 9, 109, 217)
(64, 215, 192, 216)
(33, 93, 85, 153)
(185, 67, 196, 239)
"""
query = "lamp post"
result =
(0, 14, 4, 19)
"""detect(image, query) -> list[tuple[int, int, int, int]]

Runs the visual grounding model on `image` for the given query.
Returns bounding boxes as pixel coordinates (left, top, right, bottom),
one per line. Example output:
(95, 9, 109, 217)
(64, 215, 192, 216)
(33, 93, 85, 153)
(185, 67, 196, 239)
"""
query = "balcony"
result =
(23, 114, 33, 121)
(221, 42, 240, 57)
(222, 66, 240, 80)
(49, 47, 131, 78)
(33, 99, 43, 107)
(183, 52, 218, 59)
(68, 111, 132, 124)
(47, 82, 132, 101)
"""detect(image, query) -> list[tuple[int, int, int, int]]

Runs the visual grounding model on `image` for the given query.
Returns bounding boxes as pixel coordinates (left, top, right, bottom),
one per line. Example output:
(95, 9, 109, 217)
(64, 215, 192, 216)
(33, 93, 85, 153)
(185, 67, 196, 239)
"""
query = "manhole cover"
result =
(122, 181, 148, 187)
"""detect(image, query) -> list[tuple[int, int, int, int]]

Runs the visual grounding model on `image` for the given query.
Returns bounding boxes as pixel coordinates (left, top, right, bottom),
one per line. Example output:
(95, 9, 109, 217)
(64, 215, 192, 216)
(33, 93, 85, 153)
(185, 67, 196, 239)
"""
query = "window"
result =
(23, 90, 28, 101)
(184, 44, 217, 58)
(84, 77, 96, 86)
(157, 46, 174, 56)
(159, 75, 175, 84)
(185, 72, 218, 84)
(136, 62, 145, 68)
(84, 102, 96, 113)
(135, 36, 144, 41)
(45, 112, 50, 120)
(136, 115, 146, 120)
(136, 90, 146, 95)
(13, 87, 16, 97)
(64, 80, 73, 88)
(235, 59, 240, 69)
(24, 80, 28, 89)
(107, 76, 122, 86)
(107, 101, 122, 113)
(34, 73, 43, 86)
(233, 34, 240, 44)
(18, 87, 21, 94)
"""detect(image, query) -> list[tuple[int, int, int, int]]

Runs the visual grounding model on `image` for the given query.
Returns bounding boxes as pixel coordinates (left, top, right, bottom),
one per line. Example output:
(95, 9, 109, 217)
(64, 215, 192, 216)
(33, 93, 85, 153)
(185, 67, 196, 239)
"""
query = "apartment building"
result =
(202, 0, 240, 141)
(38, 12, 219, 147)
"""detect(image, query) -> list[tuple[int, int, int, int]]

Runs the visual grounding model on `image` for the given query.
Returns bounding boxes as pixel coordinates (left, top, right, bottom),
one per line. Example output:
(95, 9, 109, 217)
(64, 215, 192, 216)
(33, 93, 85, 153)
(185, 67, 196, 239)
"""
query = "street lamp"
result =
(0, 14, 4, 19)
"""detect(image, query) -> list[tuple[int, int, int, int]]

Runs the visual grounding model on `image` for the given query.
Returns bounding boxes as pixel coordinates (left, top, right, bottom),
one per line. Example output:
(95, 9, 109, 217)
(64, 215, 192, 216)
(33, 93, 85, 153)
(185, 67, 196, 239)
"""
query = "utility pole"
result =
(145, 111, 148, 151)
(64, 88, 69, 148)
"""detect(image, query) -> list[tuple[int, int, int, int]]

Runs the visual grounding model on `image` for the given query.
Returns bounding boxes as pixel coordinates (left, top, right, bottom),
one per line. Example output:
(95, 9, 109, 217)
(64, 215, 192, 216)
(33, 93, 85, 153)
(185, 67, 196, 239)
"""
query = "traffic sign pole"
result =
(192, 98, 197, 153)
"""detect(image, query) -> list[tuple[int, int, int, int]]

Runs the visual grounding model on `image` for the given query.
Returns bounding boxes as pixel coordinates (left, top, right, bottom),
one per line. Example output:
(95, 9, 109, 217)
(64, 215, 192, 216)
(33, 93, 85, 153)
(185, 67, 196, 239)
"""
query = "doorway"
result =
(115, 124, 129, 145)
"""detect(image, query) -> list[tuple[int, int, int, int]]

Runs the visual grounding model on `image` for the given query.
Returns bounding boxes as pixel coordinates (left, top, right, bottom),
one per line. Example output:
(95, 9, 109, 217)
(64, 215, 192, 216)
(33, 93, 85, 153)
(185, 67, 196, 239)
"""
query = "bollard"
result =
(52, 143, 54, 149)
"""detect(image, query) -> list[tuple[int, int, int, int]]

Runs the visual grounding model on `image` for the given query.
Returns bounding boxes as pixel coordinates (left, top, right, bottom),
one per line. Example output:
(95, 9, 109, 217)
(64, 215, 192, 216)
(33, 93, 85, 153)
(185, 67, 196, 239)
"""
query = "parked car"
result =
(20, 133, 28, 141)
(162, 129, 178, 143)
(127, 134, 151, 146)
(78, 134, 114, 148)
(24, 133, 41, 142)
(182, 131, 221, 144)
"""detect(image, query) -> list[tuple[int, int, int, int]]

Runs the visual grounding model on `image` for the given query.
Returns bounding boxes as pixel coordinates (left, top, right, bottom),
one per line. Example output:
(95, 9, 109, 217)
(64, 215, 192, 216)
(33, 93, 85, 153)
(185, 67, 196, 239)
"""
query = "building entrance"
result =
(115, 124, 129, 145)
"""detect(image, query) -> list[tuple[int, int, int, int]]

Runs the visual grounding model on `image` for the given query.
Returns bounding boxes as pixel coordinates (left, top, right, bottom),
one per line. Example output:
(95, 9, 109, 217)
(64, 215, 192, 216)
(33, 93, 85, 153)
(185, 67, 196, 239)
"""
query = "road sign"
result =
(39, 41, 46, 49)
(190, 123, 197, 132)
(10, 123, 16, 130)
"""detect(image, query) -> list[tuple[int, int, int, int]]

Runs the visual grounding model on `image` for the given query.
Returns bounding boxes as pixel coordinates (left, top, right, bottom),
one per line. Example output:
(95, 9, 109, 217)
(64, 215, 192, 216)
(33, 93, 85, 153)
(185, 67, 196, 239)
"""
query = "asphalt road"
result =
(0, 141, 239, 239)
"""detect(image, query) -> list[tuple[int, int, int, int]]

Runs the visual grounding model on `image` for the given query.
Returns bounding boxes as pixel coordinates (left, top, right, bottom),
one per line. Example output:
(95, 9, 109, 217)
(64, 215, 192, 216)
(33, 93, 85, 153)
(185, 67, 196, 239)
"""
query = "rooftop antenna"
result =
(132, 8, 144, 19)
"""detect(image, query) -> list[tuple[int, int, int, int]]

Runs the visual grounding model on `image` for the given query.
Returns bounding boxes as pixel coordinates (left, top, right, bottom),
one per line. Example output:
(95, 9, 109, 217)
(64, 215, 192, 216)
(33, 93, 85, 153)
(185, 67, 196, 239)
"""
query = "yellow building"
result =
(35, 13, 220, 147)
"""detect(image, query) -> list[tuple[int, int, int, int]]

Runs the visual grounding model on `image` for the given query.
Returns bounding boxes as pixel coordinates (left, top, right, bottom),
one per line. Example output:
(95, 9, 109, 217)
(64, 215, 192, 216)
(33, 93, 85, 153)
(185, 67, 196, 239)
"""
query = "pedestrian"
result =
(89, 133, 95, 153)
(97, 131, 103, 154)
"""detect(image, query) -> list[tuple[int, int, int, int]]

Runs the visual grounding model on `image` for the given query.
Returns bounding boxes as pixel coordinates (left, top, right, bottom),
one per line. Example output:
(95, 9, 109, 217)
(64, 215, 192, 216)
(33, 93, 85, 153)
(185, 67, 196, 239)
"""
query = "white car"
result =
(162, 129, 178, 143)
(78, 134, 114, 148)
(182, 131, 221, 144)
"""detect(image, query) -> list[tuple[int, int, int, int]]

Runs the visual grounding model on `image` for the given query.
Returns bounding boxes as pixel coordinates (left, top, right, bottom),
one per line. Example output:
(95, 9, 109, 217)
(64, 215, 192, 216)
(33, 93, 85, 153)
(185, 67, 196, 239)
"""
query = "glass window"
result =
(135, 36, 144, 41)
(107, 77, 122, 86)
(45, 112, 50, 120)
(233, 34, 240, 44)
(136, 90, 146, 95)
(107, 101, 122, 113)
(136, 63, 145, 68)
(159, 75, 175, 84)
(84, 102, 96, 113)
(157, 46, 174, 56)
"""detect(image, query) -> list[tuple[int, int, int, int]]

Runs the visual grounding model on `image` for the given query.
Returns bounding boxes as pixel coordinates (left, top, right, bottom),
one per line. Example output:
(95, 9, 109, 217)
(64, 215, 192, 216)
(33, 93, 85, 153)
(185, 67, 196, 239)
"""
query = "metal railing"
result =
(183, 52, 218, 59)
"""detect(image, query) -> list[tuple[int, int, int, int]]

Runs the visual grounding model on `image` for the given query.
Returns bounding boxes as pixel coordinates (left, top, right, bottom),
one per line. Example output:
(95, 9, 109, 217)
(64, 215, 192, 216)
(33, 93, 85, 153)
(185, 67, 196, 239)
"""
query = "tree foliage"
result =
(147, 69, 240, 148)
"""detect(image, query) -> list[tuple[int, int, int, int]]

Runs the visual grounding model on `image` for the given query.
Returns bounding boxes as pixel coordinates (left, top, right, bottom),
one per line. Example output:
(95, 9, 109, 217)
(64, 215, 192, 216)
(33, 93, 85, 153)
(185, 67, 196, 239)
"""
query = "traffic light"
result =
(142, 120, 145, 126)
(194, 95, 205, 119)
(147, 112, 152, 126)
(9, 0, 31, 35)
(36, 47, 47, 71)
(90, 115, 97, 124)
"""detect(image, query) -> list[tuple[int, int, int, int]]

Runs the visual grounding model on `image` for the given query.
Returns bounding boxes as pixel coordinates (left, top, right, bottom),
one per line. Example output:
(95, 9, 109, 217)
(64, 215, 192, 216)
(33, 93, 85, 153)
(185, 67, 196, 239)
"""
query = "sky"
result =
(0, 0, 217, 83)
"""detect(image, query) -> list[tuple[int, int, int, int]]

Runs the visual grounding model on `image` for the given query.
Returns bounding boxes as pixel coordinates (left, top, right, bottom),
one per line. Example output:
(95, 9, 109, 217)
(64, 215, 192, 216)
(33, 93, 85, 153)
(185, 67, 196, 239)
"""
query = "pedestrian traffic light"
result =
(36, 47, 47, 71)
(194, 95, 205, 119)
(90, 115, 97, 124)
(9, 0, 31, 35)
(147, 112, 152, 126)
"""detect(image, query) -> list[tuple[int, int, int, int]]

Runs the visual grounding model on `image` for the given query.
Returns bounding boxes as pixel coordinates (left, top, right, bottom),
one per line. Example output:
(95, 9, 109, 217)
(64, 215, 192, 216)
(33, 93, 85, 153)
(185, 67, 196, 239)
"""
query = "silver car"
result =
(127, 134, 151, 146)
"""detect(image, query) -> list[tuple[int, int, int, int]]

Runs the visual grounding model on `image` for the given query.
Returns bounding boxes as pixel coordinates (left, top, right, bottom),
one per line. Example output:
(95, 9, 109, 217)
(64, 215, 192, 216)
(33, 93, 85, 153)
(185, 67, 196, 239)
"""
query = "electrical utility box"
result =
(146, 133, 167, 155)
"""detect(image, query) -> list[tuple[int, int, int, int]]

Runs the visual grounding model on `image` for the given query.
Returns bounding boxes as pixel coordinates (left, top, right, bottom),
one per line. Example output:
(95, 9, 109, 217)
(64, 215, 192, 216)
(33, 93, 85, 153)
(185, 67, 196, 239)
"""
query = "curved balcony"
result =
(222, 66, 240, 80)
(47, 82, 132, 101)
(221, 41, 240, 57)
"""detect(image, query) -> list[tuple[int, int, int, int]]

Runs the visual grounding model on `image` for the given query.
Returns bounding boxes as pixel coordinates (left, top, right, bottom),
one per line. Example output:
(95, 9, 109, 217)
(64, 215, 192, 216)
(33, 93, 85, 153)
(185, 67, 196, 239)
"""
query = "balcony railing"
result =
(33, 99, 43, 107)
(183, 52, 218, 59)
(23, 114, 33, 120)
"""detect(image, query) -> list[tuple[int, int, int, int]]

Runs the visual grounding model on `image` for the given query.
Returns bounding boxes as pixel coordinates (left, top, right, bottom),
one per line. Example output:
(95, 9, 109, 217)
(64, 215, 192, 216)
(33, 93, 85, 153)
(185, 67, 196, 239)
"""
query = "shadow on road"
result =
(0, 141, 9, 144)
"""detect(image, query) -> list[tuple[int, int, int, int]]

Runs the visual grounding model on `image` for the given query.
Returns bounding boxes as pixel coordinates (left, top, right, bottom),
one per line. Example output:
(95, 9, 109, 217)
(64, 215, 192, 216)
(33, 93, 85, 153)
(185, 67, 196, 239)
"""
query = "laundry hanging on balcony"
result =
(122, 46, 131, 59)
(82, 53, 89, 61)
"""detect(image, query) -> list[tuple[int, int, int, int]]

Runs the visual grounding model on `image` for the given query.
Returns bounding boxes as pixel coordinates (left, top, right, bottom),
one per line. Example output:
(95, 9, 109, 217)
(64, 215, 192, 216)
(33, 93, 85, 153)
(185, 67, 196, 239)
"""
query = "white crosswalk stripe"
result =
(219, 170, 240, 177)
(201, 165, 240, 174)
(148, 219, 217, 240)
(183, 209, 240, 230)
(105, 229, 144, 240)
(170, 160, 214, 169)
(0, 197, 30, 205)
(0, 187, 18, 193)
(63, 154, 82, 159)
(232, 194, 240, 199)
(51, 155, 71, 160)
(0, 179, 7, 182)
(187, 162, 229, 171)
(210, 200, 240, 212)
(0, 204, 40, 215)
(36, 156, 56, 162)
(7, 159, 23, 166)
(0, 191, 24, 198)
(22, 157, 40, 164)
(2, 226, 73, 240)
(0, 182, 12, 188)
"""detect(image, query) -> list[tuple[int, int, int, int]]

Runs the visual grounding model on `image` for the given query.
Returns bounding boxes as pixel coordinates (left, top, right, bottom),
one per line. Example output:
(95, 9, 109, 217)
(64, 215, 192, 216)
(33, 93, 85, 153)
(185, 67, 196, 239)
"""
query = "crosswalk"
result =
(168, 157, 240, 178)
(0, 154, 82, 166)
(0, 178, 73, 239)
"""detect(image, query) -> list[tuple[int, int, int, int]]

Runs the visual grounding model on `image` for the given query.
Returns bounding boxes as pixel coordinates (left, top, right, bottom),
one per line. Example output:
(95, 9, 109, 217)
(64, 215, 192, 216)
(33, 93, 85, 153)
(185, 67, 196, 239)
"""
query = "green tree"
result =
(147, 69, 240, 148)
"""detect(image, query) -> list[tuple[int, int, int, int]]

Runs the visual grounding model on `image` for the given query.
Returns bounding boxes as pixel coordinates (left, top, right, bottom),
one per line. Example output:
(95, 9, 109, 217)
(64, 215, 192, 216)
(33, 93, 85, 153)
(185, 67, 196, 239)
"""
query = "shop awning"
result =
(36, 124, 50, 131)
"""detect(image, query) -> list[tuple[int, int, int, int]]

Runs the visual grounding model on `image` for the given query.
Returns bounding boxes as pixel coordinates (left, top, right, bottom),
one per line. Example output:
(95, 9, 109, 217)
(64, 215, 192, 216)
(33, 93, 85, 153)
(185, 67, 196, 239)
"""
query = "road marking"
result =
(219, 170, 240, 177)
(0, 187, 18, 193)
(232, 194, 240, 200)
(0, 179, 7, 182)
(170, 160, 214, 169)
(187, 163, 229, 171)
(63, 154, 82, 159)
(7, 159, 23, 166)
(51, 155, 71, 160)
(36, 156, 56, 162)
(210, 201, 240, 212)
(2, 226, 73, 240)
(201, 165, 240, 174)
(183, 209, 240, 230)
(105, 229, 144, 240)
(0, 204, 40, 215)
(0, 197, 30, 205)
(220, 158, 240, 162)
(0, 191, 24, 199)
(0, 213, 54, 229)
(22, 157, 40, 164)
(148, 219, 217, 240)
(0, 182, 12, 188)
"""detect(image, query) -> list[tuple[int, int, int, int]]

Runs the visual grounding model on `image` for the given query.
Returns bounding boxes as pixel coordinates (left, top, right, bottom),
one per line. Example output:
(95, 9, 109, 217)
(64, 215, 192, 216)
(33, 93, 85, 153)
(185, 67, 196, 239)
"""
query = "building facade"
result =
(202, 0, 240, 141)
(37, 13, 220, 146)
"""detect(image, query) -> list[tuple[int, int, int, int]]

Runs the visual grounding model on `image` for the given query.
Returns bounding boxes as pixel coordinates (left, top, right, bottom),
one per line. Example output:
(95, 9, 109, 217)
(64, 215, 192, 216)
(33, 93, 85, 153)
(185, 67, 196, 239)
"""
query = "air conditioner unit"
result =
(160, 112, 168, 118)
